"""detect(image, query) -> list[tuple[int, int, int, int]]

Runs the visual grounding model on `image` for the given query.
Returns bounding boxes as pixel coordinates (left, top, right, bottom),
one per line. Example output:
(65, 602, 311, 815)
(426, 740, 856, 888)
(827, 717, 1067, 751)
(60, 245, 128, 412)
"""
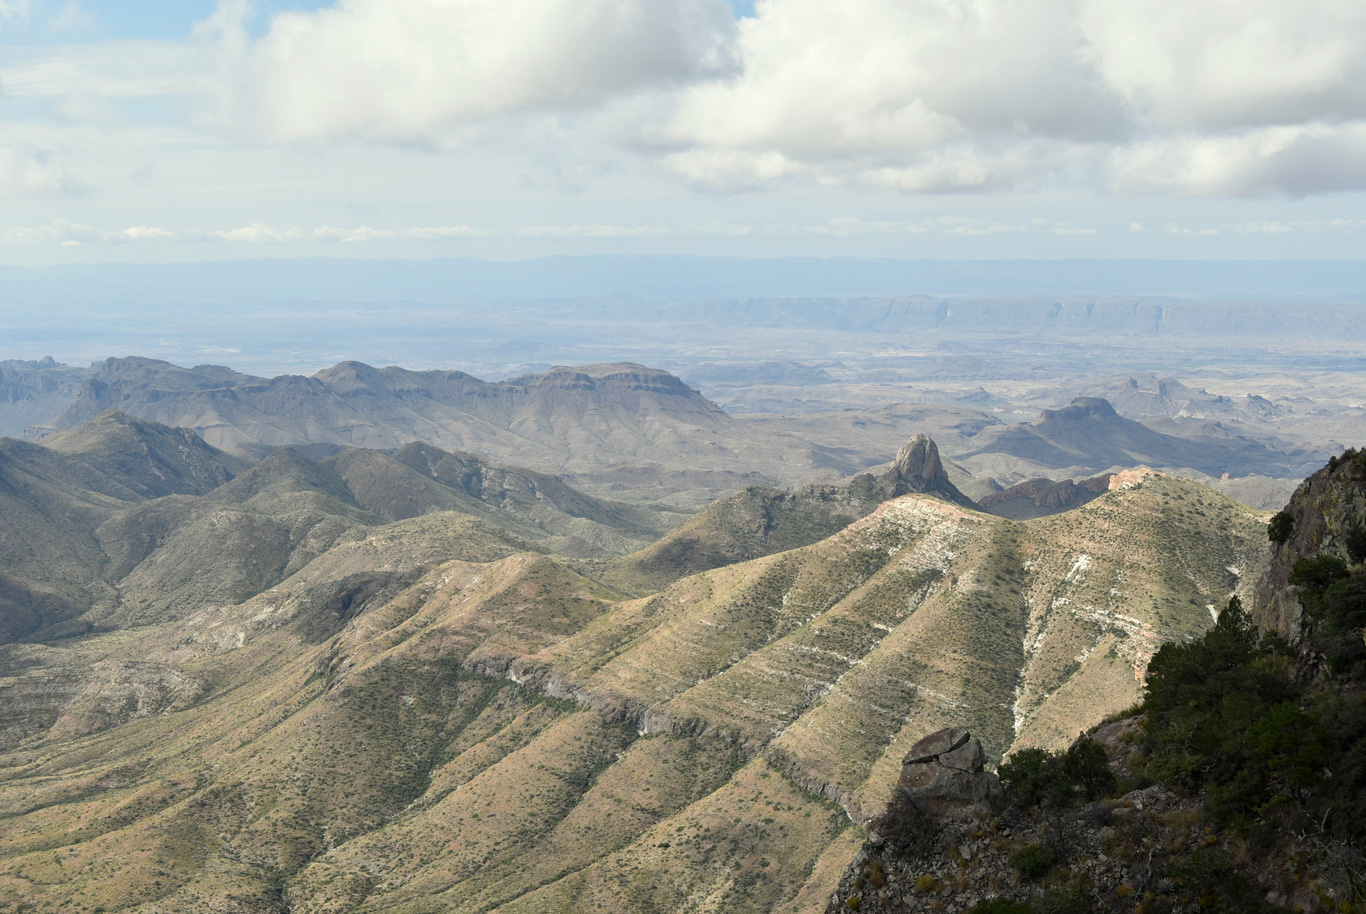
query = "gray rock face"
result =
(896, 727, 1004, 817)
(1254, 450, 1366, 641)
(892, 435, 946, 490)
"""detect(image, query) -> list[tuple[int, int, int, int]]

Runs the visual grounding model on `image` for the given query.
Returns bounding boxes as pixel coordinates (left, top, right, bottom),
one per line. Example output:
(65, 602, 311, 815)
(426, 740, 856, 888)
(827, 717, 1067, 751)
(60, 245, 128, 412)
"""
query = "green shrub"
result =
(1170, 848, 1288, 913)
(1061, 736, 1116, 802)
(1289, 555, 1347, 592)
(969, 900, 1034, 913)
(1142, 591, 1366, 841)
(1267, 510, 1294, 545)
(1347, 525, 1366, 564)
(998, 748, 1059, 808)
(1000, 738, 1115, 808)
(1008, 843, 1056, 883)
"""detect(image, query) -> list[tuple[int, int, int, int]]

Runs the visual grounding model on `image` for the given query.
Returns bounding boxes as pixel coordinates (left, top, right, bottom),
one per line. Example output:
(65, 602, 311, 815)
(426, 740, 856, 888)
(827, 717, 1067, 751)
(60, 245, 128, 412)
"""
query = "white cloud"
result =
(1, 219, 493, 244)
(1162, 223, 1219, 236)
(4, 2, 1366, 264)
(812, 217, 927, 237)
(1233, 219, 1364, 234)
(517, 223, 673, 239)
(0, 144, 79, 194)
(0, 0, 31, 23)
(6, 215, 1115, 246)
(1079, 1, 1366, 132)
(3, 217, 100, 244)
(2, 40, 218, 103)
(230, 0, 737, 143)
(1109, 124, 1366, 197)
(653, 0, 1366, 196)
(658, 0, 1122, 190)
(47, 1, 93, 32)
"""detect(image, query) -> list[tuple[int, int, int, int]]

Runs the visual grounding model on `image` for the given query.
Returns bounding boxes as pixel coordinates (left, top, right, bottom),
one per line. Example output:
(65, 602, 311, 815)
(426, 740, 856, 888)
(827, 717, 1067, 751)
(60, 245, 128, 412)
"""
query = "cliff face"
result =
(1254, 448, 1366, 640)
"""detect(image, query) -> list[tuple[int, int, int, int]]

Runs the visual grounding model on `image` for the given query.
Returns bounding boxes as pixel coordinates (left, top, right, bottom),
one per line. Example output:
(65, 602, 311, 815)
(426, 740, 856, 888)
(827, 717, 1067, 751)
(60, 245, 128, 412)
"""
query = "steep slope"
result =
(40, 409, 248, 498)
(346, 442, 686, 558)
(829, 456, 1366, 914)
(1255, 446, 1366, 640)
(0, 437, 145, 643)
(0, 469, 1265, 914)
(0, 415, 254, 643)
(0, 412, 679, 648)
(0, 357, 94, 438)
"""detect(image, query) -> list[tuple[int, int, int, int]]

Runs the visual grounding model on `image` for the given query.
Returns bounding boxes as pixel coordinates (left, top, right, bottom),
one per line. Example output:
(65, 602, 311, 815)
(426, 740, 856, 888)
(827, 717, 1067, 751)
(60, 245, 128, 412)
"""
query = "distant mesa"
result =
(1037, 396, 1118, 424)
(1098, 373, 1287, 422)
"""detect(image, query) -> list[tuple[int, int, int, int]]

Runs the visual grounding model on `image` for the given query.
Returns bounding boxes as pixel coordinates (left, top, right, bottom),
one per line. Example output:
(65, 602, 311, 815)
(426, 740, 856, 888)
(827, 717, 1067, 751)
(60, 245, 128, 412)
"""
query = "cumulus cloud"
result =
(655, 0, 1366, 196)
(3, 217, 101, 244)
(1234, 219, 1363, 234)
(228, 0, 1365, 197)
(1080, 1, 1366, 132)
(212, 223, 491, 243)
(229, 0, 737, 142)
(1109, 124, 1366, 197)
(11, 0, 1366, 209)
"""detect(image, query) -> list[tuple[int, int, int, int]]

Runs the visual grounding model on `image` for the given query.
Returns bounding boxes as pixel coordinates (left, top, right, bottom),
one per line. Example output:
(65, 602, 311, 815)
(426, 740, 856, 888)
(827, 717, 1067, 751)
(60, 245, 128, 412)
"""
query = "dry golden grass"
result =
(0, 471, 1266, 914)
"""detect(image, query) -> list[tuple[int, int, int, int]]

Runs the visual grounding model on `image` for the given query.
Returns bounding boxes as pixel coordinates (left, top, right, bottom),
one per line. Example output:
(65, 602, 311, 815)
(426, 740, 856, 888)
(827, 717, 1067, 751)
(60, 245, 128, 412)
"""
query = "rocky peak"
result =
(842, 434, 977, 510)
(892, 434, 946, 490)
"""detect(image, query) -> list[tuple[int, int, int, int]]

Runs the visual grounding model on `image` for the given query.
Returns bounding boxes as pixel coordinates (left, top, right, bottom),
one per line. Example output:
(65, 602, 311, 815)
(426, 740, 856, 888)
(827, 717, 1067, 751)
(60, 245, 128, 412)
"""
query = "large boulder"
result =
(895, 727, 1004, 817)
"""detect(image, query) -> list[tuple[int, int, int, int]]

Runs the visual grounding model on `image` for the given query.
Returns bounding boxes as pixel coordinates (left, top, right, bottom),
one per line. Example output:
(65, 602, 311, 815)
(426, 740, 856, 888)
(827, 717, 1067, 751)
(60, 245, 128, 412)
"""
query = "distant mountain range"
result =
(0, 358, 1335, 515)
(960, 395, 1323, 479)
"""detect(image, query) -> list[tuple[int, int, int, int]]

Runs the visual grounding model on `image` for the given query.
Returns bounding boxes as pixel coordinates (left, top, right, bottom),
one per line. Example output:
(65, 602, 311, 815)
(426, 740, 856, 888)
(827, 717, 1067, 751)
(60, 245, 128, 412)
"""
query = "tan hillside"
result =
(0, 462, 1266, 913)
(0, 407, 682, 646)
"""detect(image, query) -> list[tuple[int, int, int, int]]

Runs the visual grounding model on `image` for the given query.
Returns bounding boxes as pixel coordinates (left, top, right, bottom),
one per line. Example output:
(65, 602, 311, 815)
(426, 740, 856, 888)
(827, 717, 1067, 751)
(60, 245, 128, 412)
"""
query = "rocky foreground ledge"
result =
(827, 721, 1327, 914)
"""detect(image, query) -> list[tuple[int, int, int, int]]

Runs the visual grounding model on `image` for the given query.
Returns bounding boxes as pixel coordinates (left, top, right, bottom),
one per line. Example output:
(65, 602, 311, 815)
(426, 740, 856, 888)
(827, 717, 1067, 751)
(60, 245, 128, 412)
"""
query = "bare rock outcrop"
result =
(848, 434, 977, 509)
(1254, 448, 1366, 640)
(894, 727, 1004, 818)
(977, 473, 1112, 519)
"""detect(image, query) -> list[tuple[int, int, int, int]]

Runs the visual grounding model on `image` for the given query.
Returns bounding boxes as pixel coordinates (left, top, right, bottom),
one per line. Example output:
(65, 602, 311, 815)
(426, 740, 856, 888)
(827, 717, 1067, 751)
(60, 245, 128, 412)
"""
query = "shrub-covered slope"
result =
(828, 452, 1366, 914)
(0, 460, 1264, 913)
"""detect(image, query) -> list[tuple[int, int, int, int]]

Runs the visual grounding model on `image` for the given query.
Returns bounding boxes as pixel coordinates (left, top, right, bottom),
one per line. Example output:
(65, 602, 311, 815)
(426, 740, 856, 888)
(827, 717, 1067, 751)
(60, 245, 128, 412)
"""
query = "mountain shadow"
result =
(963, 396, 1315, 478)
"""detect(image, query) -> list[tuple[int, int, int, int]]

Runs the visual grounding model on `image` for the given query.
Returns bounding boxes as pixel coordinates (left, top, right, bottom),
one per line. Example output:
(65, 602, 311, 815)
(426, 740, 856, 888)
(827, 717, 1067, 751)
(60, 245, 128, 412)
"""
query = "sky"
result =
(2, 0, 1366, 265)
